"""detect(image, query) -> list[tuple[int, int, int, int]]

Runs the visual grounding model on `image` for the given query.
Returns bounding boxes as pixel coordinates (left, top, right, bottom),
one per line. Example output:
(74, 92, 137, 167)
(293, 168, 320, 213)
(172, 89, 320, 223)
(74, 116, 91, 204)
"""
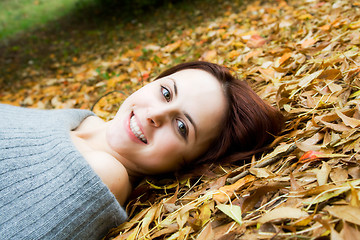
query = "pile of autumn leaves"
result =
(104, 0, 360, 239)
(1, 0, 359, 238)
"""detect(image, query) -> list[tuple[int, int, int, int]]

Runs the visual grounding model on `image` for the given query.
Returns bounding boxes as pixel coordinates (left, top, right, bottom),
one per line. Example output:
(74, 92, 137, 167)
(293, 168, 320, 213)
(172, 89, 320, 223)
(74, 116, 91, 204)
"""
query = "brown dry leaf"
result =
(325, 205, 360, 226)
(258, 207, 309, 224)
(329, 168, 348, 185)
(140, 205, 159, 237)
(248, 167, 273, 178)
(335, 109, 360, 128)
(213, 175, 255, 203)
(3, 0, 360, 239)
(340, 222, 360, 240)
(318, 69, 342, 80)
(349, 186, 360, 208)
(296, 132, 324, 151)
(196, 222, 214, 240)
(331, 227, 344, 240)
(317, 161, 331, 186)
(300, 70, 324, 87)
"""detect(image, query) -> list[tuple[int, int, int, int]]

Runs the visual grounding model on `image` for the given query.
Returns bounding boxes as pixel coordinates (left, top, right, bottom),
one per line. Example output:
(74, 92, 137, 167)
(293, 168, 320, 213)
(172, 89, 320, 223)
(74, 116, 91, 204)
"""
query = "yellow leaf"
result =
(199, 202, 213, 226)
(304, 179, 360, 206)
(349, 21, 360, 29)
(318, 69, 342, 80)
(107, 74, 128, 88)
(298, 13, 313, 20)
(216, 204, 242, 225)
(140, 206, 158, 237)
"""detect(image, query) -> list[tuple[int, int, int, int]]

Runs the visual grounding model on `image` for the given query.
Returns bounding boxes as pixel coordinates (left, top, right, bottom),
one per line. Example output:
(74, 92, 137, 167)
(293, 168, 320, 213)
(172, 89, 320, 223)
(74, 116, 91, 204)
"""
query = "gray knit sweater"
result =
(0, 104, 127, 239)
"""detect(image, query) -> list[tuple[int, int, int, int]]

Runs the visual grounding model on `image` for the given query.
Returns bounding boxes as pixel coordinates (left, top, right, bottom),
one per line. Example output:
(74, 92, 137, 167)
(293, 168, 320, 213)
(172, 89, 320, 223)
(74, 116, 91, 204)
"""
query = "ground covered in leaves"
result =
(1, 0, 360, 239)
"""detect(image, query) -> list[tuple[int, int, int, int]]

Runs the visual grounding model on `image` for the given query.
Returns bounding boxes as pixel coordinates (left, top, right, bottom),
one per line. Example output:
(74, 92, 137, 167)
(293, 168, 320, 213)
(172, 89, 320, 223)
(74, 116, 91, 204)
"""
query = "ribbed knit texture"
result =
(0, 104, 127, 240)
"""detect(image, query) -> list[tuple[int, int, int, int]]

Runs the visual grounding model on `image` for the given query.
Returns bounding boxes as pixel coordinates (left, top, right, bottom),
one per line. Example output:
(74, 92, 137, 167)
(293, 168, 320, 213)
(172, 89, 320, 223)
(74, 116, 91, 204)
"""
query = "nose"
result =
(146, 105, 178, 127)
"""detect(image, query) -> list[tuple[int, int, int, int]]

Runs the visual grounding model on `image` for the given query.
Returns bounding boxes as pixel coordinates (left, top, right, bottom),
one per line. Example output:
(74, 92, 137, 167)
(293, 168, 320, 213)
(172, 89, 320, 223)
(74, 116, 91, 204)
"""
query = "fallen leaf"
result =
(200, 50, 217, 62)
(196, 222, 214, 240)
(216, 204, 242, 225)
(340, 222, 360, 240)
(317, 161, 331, 186)
(335, 109, 360, 128)
(301, 38, 317, 49)
(162, 40, 182, 53)
(246, 34, 266, 48)
(258, 207, 309, 224)
(325, 205, 360, 225)
(249, 167, 273, 178)
(213, 175, 255, 203)
(329, 168, 348, 185)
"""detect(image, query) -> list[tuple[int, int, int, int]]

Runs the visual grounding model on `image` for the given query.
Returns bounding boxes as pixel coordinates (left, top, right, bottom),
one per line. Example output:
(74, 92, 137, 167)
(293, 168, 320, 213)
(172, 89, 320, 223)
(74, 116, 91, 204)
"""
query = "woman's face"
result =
(106, 69, 227, 175)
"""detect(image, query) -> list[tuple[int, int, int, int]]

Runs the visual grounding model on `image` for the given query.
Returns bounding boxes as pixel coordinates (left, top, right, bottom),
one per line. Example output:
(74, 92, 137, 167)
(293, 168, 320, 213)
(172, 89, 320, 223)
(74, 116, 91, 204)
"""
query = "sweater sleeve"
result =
(0, 104, 127, 240)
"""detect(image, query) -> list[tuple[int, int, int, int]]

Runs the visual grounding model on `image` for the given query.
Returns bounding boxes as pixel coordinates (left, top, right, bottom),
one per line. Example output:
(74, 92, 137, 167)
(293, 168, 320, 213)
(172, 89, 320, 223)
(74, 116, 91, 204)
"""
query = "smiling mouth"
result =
(130, 114, 148, 144)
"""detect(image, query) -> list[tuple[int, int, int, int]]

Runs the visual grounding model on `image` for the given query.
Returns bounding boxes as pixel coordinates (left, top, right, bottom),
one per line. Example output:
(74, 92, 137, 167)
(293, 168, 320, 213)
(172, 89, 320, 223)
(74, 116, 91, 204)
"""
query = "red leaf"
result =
(299, 151, 323, 163)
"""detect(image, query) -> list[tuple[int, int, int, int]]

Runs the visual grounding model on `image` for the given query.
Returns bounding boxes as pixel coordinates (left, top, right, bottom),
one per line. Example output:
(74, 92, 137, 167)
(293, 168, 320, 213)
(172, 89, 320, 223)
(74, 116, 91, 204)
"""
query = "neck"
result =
(71, 116, 145, 186)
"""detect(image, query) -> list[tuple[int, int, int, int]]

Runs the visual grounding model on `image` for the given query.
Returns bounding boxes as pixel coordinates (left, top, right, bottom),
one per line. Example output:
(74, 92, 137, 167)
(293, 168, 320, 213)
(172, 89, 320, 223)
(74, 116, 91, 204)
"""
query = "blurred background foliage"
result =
(0, 0, 185, 40)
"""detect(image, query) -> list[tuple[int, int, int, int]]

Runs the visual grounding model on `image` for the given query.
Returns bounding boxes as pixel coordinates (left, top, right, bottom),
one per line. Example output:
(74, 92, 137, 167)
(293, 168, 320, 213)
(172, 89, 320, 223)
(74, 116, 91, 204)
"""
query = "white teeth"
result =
(130, 115, 147, 143)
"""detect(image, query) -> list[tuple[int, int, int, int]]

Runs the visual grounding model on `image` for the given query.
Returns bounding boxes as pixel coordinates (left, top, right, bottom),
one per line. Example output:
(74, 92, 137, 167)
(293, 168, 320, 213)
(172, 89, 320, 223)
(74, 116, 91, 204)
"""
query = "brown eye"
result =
(161, 86, 171, 102)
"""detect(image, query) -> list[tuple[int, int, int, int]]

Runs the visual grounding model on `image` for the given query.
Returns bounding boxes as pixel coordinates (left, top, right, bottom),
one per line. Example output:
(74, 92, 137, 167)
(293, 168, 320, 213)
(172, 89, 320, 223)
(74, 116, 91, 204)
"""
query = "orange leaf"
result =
(319, 24, 331, 31)
(163, 40, 182, 53)
(246, 35, 266, 48)
(278, 52, 292, 66)
(200, 49, 217, 62)
(298, 151, 324, 163)
(213, 175, 255, 203)
(299, 151, 348, 163)
(301, 38, 317, 49)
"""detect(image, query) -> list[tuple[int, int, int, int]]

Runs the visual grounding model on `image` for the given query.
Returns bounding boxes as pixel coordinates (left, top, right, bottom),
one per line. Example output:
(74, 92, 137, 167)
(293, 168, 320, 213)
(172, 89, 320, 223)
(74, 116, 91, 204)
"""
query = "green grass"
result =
(0, 0, 93, 40)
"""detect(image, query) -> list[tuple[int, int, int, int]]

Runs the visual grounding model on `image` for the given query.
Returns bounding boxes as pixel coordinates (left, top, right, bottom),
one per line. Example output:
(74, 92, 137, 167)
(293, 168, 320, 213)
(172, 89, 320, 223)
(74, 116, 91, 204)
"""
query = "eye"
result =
(161, 86, 171, 102)
(177, 119, 188, 138)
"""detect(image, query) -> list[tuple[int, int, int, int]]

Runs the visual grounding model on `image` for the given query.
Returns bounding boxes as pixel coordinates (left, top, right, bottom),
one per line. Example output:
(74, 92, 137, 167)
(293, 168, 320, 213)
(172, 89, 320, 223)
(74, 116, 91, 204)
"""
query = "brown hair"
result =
(156, 61, 284, 166)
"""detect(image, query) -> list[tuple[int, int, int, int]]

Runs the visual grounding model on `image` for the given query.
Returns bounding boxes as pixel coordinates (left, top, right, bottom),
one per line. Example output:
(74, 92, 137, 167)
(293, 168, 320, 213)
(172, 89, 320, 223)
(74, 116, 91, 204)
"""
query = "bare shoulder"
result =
(84, 151, 132, 205)
(76, 115, 105, 131)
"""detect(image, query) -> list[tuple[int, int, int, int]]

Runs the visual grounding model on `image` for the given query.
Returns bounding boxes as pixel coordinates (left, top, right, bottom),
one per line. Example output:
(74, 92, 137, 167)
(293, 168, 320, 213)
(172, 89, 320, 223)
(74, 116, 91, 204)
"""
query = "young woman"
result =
(0, 61, 283, 239)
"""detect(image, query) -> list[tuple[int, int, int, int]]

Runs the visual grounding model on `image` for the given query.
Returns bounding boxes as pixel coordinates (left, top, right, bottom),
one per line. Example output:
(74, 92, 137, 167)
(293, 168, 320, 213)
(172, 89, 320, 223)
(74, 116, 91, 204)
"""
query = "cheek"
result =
(144, 134, 184, 171)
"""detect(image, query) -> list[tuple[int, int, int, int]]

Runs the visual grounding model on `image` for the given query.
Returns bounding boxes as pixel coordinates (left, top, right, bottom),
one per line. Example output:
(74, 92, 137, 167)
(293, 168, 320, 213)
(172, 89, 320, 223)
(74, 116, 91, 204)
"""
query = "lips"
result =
(129, 113, 148, 144)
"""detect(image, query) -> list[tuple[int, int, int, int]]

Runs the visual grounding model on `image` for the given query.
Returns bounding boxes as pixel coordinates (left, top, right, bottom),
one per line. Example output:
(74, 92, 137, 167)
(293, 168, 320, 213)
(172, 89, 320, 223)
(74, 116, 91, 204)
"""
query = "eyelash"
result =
(161, 86, 171, 102)
(160, 85, 188, 139)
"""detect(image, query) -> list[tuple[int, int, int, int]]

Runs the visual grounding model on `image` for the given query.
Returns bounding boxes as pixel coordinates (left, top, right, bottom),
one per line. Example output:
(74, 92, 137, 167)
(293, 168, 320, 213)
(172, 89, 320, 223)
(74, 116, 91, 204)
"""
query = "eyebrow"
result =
(170, 77, 198, 140)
